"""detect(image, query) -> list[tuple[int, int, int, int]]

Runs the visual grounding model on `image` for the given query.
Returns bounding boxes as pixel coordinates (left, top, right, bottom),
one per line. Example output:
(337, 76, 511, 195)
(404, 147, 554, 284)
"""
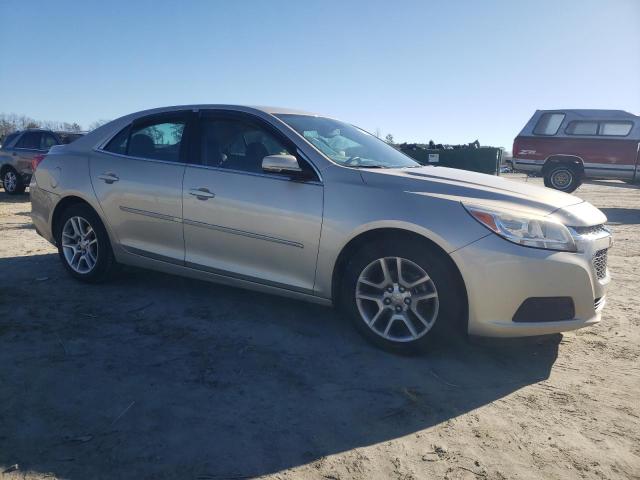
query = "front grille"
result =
(592, 249, 608, 280)
(573, 224, 608, 236)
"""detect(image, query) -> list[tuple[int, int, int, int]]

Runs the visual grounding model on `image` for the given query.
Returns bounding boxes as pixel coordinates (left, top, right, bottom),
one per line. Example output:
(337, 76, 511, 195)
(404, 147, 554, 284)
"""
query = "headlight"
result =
(464, 204, 577, 252)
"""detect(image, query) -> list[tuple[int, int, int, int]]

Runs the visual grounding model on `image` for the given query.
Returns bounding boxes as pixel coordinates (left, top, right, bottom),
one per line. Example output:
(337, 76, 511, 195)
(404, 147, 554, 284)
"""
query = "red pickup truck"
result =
(513, 109, 640, 192)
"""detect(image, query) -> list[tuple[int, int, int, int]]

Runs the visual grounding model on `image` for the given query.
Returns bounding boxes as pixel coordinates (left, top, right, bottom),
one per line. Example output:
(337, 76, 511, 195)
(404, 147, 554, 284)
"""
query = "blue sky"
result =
(1, 0, 638, 149)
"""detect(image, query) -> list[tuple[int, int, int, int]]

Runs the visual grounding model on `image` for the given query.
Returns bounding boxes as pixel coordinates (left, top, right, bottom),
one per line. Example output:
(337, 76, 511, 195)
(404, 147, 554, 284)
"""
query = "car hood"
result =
(358, 166, 606, 227)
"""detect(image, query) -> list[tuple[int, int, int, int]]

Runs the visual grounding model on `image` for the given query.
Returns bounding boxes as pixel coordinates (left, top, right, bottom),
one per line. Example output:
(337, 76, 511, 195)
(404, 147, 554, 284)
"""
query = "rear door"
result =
(90, 111, 193, 263)
(182, 111, 323, 293)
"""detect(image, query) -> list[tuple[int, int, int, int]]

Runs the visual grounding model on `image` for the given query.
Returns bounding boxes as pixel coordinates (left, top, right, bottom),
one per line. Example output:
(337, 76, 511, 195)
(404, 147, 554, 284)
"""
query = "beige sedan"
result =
(30, 105, 612, 352)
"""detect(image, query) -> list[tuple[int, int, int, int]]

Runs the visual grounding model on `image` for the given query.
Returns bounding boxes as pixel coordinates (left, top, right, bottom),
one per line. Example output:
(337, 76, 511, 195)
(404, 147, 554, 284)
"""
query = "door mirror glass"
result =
(262, 154, 302, 174)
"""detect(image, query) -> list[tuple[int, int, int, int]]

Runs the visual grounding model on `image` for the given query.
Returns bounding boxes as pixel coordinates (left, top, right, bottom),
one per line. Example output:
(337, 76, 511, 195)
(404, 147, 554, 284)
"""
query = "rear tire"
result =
(55, 203, 116, 283)
(2, 168, 26, 194)
(543, 164, 581, 192)
(341, 239, 465, 354)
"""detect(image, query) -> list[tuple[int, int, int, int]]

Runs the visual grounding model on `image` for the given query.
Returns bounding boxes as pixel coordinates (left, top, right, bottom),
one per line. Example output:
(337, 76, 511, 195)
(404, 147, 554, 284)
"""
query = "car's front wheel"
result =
(56, 204, 116, 283)
(2, 168, 26, 194)
(342, 239, 465, 353)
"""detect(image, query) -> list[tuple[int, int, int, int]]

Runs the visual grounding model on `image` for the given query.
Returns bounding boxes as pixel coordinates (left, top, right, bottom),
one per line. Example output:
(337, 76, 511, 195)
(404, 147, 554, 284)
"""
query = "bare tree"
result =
(384, 133, 394, 144)
(88, 119, 111, 131)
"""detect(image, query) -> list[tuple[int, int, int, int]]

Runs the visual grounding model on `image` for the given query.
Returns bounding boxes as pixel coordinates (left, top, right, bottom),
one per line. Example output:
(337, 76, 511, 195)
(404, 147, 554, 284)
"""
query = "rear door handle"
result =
(98, 172, 119, 184)
(189, 187, 216, 200)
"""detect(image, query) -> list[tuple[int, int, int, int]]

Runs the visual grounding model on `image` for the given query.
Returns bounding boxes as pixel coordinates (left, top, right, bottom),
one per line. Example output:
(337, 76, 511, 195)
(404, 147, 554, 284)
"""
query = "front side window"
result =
(16, 132, 42, 149)
(533, 113, 565, 136)
(600, 121, 632, 136)
(200, 117, 292, 173)
(565, 121, 598, 136)
(276, 114, 420, 169)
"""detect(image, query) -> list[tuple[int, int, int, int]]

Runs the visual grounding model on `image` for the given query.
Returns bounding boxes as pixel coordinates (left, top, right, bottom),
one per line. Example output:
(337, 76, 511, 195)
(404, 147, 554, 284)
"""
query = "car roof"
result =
(118, 104, 320, 119)
(538, 109, 638, 120)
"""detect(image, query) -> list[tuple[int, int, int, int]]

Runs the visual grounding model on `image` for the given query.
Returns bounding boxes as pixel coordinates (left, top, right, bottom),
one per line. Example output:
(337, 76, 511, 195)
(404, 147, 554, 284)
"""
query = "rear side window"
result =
(129, 121, 185, 162)
(104, 126, 130, 154)
(600, 121, 632, 136)
(103, 115, 187, 162)
(16, 132, 42, 149)
(533, 113, 565, 135)
(565, 121, 598, 136)
(40, 133, 58, 150)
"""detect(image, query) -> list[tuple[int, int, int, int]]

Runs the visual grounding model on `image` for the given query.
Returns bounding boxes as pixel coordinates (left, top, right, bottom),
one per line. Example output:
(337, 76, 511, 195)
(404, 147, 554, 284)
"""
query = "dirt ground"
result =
(0, 176, 639, 480)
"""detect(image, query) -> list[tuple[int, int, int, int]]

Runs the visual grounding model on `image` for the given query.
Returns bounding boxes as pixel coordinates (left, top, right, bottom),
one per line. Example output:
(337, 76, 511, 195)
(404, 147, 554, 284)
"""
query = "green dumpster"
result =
(400, 145, 503, 175)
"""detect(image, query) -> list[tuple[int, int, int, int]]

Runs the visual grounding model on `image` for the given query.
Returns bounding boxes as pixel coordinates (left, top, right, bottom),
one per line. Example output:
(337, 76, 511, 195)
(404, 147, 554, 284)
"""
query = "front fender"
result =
(313, 179, 489, 298)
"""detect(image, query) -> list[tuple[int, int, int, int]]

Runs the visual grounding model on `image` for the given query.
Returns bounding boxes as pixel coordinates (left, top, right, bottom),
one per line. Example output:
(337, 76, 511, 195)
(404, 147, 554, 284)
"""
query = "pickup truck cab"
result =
(513, 109, 640, 192)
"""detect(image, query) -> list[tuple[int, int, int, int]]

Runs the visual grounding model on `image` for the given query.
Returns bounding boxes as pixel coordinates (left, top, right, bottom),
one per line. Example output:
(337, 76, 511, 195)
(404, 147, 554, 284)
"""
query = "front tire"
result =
(544, 164, 581, 192)
(341, 239, 465, 353)
(2, 168, 26, 194)
(55, 204, 116, 283)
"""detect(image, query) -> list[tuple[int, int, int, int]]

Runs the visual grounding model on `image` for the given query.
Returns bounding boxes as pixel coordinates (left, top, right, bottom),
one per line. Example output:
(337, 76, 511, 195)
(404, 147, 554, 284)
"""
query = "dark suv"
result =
(0, 129, 82, 194)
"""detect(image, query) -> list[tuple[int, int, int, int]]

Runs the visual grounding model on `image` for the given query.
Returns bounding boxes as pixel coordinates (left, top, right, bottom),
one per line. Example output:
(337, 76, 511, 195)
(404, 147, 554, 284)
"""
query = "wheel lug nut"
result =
(395, 306, 402, 313)
(384, 298, 391, 305)
(399, 286, 405, 293)
(404, 298, 411, 305)
(387, 286, 393, 293)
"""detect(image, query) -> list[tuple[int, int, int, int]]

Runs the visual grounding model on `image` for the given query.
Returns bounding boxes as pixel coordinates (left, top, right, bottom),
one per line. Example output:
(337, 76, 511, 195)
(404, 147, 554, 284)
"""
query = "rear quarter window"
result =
(533, 113, 565, 135)
(600, 122, 632, 136)
(1, 132, 20, 148)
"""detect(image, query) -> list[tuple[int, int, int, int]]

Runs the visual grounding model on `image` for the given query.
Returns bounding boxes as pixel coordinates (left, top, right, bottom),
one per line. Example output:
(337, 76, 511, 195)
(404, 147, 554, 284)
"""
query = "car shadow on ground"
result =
(0, 253, 560, 479)
(584, 179, 639, 190)
(600, 207, 640, 225)
(0, 190, 30, 202)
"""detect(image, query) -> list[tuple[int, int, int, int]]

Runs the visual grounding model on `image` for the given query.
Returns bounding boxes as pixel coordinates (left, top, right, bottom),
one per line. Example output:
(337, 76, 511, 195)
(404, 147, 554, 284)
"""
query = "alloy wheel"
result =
(61, 216, 99, 274)
(4, 171, 17, 192)
(355, 256, 439, 342)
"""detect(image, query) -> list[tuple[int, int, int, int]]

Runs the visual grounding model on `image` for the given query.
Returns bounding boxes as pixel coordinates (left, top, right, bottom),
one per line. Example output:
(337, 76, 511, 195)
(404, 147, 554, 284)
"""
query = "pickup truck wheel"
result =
(2, 168, 26, 194)
(544, 165, 581, 193)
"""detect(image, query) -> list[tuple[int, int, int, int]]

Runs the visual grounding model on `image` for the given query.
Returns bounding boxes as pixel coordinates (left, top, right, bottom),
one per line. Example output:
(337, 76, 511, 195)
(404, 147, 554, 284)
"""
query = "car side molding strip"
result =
(182, 218, 304, 249)
(119, 205, 181, 223)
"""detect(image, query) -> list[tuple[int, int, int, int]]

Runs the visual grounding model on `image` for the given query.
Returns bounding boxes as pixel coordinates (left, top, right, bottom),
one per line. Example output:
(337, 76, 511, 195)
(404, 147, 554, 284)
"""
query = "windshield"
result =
(276, 114, 420, 169)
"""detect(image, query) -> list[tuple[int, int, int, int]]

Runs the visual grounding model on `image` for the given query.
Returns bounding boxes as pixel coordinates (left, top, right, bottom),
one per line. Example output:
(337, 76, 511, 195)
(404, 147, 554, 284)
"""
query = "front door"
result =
(182, 112, 323, 293)
(90, 112, 192, 263)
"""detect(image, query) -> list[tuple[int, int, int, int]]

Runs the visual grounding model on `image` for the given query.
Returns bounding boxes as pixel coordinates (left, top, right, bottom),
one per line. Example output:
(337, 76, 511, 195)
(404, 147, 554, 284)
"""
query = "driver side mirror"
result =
(262, 154, 303, 175)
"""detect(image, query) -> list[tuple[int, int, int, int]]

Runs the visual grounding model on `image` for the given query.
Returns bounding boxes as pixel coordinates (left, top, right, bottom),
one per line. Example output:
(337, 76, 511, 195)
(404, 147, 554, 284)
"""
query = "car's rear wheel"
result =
(2, 168, 26, 194)
(56, 204, 116, 283)
(544, 164, 581, 192)
(342, 240, 465, 353)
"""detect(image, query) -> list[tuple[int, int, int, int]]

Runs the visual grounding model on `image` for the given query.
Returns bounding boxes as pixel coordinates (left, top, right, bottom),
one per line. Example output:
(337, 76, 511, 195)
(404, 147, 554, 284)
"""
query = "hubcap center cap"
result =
(384, 283, 411, 309)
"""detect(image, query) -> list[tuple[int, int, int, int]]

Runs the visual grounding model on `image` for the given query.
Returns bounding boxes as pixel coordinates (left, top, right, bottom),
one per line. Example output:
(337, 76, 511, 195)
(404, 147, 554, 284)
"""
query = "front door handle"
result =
(189, 187, 216, 200)
(98, 172, 119, 184)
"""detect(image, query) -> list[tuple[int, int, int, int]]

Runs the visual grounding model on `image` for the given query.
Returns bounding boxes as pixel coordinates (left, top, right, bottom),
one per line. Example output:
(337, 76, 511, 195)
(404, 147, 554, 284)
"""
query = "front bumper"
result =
(452, 231, 611, 337)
